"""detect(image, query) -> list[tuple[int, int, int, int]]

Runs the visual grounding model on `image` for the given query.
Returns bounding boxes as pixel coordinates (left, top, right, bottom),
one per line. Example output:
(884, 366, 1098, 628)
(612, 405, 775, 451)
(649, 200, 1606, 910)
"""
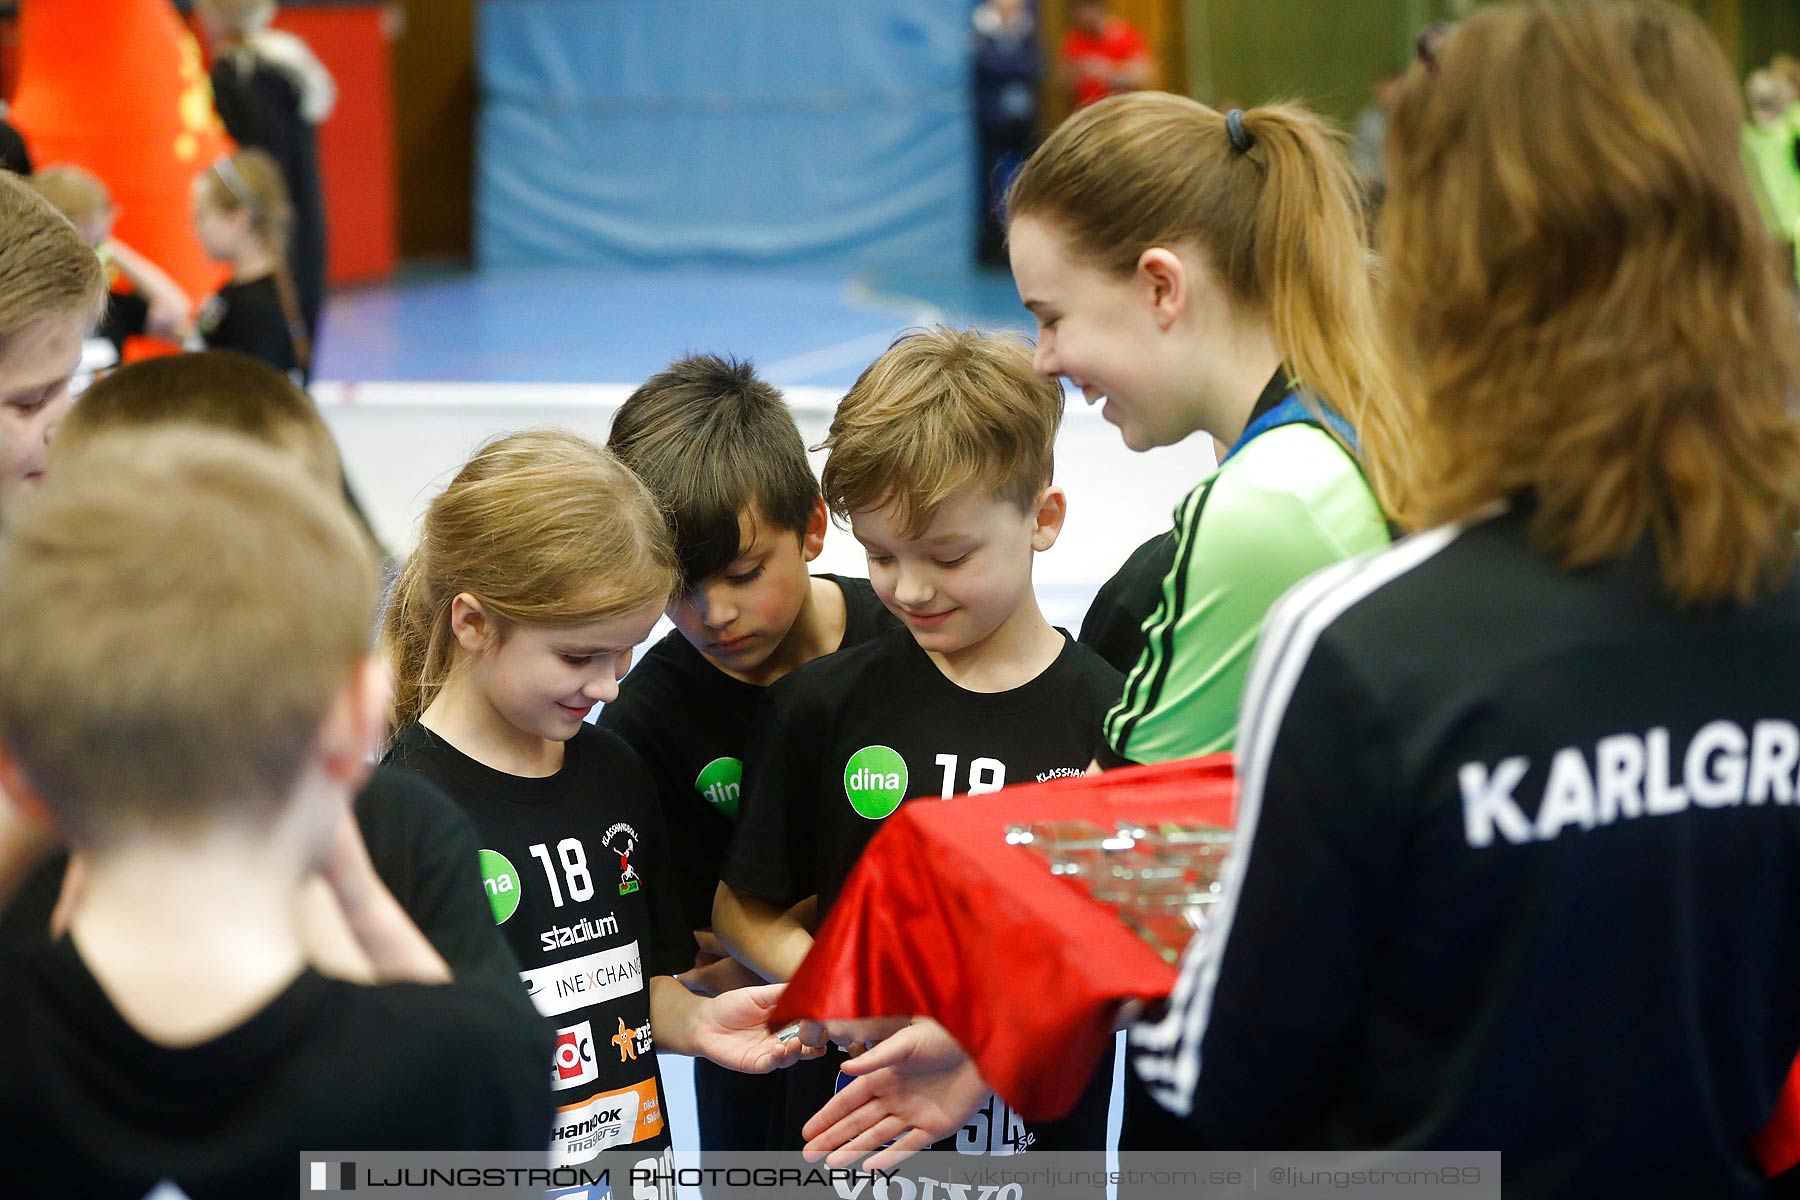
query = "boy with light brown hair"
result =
(55, 348, 337, 476)
(5, 351, 502, 1018)
(0, 429, 550, 1195)
(50, 348, 385, 552)
(714, 326, 1122, 1155)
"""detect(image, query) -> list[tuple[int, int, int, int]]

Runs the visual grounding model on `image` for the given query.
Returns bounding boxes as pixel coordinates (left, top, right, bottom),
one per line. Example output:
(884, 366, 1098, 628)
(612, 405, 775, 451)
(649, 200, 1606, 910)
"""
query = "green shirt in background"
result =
(1100, 419, 1390, 766)
(1744, 106, 1800, 266)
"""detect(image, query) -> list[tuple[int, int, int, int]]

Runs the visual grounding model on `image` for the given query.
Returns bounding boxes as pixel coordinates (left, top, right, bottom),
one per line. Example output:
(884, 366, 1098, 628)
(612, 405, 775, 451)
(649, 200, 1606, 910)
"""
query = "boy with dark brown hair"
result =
(602, 353, 899, 1152)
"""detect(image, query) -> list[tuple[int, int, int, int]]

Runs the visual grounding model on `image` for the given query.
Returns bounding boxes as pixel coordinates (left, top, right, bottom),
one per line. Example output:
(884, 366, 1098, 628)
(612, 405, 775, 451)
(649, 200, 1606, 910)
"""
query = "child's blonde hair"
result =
(1006, 92, 1408, 514)
(29, 165, 112, 234)
(0, 171, 107, 351)
(819, 326, 1063, 536)
(381, 430, 679, 735)
(1377, 0, 1800, 607)
(0, 428, 379, 843)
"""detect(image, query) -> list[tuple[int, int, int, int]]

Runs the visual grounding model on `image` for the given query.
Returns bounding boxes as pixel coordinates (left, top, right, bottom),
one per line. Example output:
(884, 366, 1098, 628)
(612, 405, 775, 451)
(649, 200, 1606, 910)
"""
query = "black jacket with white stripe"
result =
(1132, 505, 1800, 1198)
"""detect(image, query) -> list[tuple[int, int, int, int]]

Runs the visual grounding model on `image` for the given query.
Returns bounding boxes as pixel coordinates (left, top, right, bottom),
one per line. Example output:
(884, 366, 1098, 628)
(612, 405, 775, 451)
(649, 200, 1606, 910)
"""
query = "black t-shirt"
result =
(1132, 504, 1800, 1197)
(726, 626, 1122, 914)
(0, 935, 549, 1198)
(0, 768, 527, 1011)
(723, 625, 1123, 1153)
(98, 289, 150, 358)
(596, 574, 899, 947)
(352, 765, 535, 1002)
(197, 275, 300, 380)
(384, 722, 689, 1165)
(1079, 530, 1178, 676)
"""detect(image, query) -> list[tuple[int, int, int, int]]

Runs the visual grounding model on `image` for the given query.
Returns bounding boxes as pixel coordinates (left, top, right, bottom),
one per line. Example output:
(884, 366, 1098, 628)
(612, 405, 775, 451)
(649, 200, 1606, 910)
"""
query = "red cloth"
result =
(1061, 19, 1150, 108)
(773, 754, 1235, 1123)
(1757, 1055, 1800, 1177)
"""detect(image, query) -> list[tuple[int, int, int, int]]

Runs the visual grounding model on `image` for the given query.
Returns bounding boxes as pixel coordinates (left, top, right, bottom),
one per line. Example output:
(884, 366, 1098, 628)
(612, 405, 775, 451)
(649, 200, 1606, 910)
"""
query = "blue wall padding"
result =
(476, 0, 975, 270)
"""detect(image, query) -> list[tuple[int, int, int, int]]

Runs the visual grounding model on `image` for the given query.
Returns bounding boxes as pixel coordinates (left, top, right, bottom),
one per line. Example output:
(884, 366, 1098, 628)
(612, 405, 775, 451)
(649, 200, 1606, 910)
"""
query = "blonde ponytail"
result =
(382, 550, 452, 737)
(1238, 107, 1412, 514)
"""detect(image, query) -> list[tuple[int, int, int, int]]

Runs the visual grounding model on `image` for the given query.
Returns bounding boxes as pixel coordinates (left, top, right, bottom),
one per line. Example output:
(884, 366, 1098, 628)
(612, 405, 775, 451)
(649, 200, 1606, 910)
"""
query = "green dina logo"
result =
(479, 848, 521, 925)
(844, 745, 908, 820)
(694, 756, 743, 819)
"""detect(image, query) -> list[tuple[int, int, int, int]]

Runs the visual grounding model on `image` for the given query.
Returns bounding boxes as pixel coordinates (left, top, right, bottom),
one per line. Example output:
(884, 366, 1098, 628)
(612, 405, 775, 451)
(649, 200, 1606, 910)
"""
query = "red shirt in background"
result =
(1061, 17, 1150, 108)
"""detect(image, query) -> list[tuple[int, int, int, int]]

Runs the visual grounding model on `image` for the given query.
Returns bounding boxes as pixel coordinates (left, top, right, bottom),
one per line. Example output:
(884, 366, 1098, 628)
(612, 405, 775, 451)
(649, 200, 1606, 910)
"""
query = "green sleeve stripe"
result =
(1104, 477, 1215, 750)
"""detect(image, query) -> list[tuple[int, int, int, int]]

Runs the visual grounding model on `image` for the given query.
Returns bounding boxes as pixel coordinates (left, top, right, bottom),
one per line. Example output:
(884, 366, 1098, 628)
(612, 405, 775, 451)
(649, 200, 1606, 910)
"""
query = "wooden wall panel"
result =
(392, 0, 475, 260)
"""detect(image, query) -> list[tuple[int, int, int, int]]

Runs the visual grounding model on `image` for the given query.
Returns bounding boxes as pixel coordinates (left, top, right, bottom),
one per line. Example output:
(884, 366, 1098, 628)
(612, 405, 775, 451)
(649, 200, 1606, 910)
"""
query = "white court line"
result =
(759, 329, 919, 386)
(310, 379, 1108, 417)
(758, 280, 945, 384)
(310, 379, 843, 412)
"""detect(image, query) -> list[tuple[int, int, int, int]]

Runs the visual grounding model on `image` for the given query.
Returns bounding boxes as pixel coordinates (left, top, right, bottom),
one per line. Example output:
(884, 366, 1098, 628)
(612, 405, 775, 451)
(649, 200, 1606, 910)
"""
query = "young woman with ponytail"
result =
(807, 12, 1800, 1178)
(190, 147, 312, 382)
(380, 429, 817, 1169)
(1006, 92, 1401, 770)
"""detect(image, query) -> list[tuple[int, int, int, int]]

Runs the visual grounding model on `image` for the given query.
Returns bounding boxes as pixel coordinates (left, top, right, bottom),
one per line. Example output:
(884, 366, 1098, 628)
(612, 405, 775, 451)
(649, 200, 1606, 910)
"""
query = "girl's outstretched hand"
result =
(691, 982, 826, 1072)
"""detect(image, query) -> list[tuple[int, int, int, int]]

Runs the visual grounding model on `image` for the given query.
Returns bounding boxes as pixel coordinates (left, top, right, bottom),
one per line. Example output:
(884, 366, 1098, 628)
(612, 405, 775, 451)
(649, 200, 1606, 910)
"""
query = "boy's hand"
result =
(691, 982, 824, 1073)
(801, 1020, 990, 1170)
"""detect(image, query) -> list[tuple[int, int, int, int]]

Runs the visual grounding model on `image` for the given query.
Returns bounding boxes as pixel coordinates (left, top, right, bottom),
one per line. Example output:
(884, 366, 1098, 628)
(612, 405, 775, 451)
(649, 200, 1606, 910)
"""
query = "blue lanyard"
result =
(1221, 392, 1357, 465)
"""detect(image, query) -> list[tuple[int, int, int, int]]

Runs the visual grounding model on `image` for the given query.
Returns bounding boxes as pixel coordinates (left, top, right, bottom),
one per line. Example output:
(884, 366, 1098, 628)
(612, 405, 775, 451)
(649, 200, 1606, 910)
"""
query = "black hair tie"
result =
(1226, 108, 1254, 154)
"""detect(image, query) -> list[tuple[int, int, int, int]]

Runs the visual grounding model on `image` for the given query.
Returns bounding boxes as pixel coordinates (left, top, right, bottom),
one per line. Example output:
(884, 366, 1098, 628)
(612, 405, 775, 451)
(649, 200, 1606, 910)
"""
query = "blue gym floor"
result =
(316, 265, 1033, 387)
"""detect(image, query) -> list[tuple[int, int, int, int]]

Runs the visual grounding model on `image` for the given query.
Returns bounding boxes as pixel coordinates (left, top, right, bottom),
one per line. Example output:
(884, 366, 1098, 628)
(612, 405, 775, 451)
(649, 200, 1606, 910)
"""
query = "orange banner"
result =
(10, 0, 232, 304)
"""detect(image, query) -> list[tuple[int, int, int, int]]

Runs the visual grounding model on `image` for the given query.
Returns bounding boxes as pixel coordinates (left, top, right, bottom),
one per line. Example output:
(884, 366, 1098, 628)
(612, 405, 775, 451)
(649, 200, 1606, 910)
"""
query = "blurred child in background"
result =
(1744, 68, 1800, 281)
(191, 148, 310, 382)
(30, 165, 192, 359)
(195, 0, 333, 344)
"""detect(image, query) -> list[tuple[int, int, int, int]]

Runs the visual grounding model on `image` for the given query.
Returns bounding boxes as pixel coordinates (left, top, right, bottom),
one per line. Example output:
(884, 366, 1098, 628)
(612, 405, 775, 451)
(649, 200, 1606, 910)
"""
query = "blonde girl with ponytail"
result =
(380, 429, 815, 1167)
(191, 147, 312, 381)
(1005, 92, 1402, 769)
